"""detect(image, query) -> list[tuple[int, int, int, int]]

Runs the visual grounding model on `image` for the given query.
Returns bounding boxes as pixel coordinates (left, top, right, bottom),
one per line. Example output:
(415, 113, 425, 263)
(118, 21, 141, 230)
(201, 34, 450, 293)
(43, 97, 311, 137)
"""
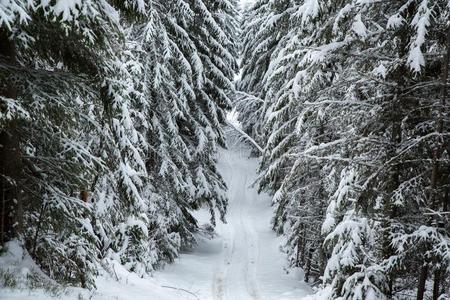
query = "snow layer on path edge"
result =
(156, 140, 313, 300)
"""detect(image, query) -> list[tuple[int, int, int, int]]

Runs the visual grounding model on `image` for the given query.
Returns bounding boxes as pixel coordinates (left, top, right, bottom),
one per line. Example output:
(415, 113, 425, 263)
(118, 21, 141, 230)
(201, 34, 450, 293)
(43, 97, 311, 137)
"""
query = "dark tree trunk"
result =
(318, 242, 326, 277)
(444, 189, 448, 211)
(429, 28, 450, 212)
(296, 232, 302, 267)
(304, 247, 313, 283)
(0, 28, 22, 246)
(300, 229, 306, 265)
(432, 269, 441, 300)
(416, 264, 428, 300)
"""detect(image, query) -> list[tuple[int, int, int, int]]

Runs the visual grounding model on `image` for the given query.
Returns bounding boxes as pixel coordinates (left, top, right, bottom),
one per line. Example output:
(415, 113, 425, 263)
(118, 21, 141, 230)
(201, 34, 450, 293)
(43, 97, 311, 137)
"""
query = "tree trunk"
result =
(304, 247, 313, 283)
(0, 28, 22, 246)
(318, 243, 326, 276)
(416, 264, 428, 300)
(429, 28, 450, 211)
(432, 269, 441, 300)
(300, 229, 306, 265)
(444, 189, 448, 212)
(296, 232, 302, 267)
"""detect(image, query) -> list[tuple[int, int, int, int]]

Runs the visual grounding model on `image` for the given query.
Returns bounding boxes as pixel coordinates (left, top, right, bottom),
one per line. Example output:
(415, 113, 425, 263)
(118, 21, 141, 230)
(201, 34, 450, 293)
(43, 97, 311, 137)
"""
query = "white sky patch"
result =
(239, 0, 257, 9)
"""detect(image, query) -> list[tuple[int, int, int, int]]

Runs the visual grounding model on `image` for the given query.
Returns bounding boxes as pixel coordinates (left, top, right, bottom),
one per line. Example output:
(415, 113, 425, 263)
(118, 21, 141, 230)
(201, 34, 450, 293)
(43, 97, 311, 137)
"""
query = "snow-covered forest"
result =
(0, 0, 449, 300)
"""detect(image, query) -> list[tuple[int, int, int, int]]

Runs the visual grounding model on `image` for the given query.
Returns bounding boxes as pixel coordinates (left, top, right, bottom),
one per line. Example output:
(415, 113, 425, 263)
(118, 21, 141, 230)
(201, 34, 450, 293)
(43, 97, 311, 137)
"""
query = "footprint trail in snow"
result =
(157, 138, 312, 300)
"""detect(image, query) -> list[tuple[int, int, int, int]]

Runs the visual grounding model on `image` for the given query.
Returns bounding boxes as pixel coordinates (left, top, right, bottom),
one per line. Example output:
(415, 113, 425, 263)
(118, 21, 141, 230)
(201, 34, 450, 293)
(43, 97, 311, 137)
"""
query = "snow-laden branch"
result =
(226, 108, 264, 153)
(422, 208, 450, 217)
(161, 285, 200, 300)
(234, 91, 265, 103)
(226, 119, 264, 153)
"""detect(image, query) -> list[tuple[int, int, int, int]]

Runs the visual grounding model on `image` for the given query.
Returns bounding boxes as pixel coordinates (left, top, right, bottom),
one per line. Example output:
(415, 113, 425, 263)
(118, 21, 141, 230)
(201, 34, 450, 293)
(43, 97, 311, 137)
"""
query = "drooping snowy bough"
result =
(0, 0, 237, 289)
(237, 0, 450, 299)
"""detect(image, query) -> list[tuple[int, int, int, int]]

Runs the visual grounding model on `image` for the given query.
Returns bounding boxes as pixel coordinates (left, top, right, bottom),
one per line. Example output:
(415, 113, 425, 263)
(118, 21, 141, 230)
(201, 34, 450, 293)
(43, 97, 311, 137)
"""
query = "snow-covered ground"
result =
(1, 137, 312, 300)
(156, 139, 312, 300)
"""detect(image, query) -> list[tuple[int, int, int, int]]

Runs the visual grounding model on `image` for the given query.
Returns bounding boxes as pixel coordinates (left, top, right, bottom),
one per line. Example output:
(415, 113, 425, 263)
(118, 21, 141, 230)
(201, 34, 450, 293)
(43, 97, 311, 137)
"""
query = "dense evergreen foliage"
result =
(237, 1, 450, 299)
(1, 1, 449, 299)
(0, 0, 237, 289)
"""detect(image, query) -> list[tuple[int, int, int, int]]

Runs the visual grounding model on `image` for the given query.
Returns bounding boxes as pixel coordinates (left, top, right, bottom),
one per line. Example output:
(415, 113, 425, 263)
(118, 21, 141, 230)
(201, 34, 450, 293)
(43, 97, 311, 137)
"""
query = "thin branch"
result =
(226, 120, 264, 153)
(161, 285, 200, 300)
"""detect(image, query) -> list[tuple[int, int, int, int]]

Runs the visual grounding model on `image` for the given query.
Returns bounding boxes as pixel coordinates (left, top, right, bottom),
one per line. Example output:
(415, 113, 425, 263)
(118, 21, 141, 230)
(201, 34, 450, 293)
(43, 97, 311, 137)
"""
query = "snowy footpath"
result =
(1, 140, 312, 300)
(155, 141, 312, 300)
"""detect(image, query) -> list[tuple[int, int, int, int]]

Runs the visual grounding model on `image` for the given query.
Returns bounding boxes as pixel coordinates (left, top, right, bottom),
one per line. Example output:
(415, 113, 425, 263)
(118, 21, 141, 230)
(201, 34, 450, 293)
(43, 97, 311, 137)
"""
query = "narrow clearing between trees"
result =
(157, 138, 312, 300)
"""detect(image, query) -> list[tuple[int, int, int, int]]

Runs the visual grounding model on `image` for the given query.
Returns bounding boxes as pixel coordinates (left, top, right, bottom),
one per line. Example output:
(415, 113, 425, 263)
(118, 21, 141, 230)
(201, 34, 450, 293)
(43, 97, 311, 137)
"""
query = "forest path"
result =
(212, 144, 262, 300)
(157, 136, 312, 300)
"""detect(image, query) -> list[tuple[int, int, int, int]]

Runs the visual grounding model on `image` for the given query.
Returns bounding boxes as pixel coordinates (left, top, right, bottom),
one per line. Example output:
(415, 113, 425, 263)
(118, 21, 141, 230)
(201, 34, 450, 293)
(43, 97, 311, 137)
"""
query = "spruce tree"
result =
(1, 0, 238, 289)
(237, 0, 450, 299)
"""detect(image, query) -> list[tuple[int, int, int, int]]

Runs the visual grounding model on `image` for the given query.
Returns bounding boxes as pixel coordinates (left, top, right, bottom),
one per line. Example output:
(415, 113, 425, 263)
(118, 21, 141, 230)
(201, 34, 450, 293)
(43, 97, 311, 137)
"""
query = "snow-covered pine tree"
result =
(0, 0, 141, 287)
(237, 0, 450, 299)
(0, 0, 238, 289)
(238, 0, 362, 286)
(98, 0, 238, 274)
(124, 3, 198, 264)
(161, 0, 237, 225)
(236, 0, 292, 145)
(320, 2, 450, 298)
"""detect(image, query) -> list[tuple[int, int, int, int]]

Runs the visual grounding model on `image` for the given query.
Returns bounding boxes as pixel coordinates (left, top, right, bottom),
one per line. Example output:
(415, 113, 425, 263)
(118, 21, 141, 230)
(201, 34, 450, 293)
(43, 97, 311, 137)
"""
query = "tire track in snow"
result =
(214, 148, 261, 300)
(157, 140, 312, 300)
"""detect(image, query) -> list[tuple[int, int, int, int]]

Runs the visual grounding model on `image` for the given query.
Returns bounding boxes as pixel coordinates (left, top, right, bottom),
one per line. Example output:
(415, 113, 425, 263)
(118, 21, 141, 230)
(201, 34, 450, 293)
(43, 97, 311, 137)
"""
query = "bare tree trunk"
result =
(444, 190, 448, 212)
(296, 232, 302, 267)
(304, 247, 313, 283)
(318, 242, 326, 277)
(300, 229, 306, 265)
(417, 264, 428, 300)
(381, 90, 402, 298)
(0, 28, 22, 246)
(433, 269, 441, 300)
(31, 202, 47, 256)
